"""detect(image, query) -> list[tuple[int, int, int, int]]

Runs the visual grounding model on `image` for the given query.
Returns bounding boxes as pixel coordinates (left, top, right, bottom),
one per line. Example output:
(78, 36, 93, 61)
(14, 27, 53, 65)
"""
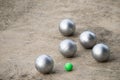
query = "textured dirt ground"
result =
(0, 0, 120, 80)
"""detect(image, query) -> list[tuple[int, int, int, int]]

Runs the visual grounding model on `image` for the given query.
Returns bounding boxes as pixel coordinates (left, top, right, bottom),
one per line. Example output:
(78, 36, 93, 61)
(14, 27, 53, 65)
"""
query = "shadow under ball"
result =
(92, 43, 110, 62)
(59, 19, 75, 36)
(79, 31, 97, 49)
(35, 55, 54, 74)
(59, 39, 77, 58)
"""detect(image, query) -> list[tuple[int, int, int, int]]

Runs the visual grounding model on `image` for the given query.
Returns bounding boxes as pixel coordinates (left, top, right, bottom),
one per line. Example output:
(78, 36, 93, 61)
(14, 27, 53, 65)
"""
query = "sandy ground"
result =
(0, 0, 120, 80)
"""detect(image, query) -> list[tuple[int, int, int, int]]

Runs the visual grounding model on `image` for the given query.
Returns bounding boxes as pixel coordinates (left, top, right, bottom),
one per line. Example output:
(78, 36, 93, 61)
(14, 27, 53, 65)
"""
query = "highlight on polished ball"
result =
(92, 43, 110, 62)
(59, 39, 77, 58)
(59, 19, 76, 36)
(35, 54, 54, 74)
(79, 31, 97, 49)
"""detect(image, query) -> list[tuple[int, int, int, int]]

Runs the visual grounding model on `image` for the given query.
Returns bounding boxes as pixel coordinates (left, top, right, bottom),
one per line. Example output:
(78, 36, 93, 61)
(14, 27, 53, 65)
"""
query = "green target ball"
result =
(64, 62, 73, 71)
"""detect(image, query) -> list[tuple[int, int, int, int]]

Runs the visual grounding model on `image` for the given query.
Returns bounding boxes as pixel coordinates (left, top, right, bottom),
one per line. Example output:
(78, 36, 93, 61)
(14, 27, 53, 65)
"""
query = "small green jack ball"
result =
(64, 62, 73, 71)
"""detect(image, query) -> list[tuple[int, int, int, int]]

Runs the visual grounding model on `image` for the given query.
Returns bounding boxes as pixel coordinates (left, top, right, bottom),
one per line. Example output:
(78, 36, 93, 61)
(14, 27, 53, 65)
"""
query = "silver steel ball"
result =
(59, 19, 76, 36)
(79, 31, 96, 49)
(92, 43, 110, 62)
(59, 39, 77, 58)
(35, 55, 54, 74)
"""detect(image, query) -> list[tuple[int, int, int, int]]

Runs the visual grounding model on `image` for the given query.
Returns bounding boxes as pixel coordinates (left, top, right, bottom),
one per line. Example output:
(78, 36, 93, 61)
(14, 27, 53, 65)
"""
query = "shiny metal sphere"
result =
(59, 39, 77, 58)
(79, 31, 96, 49)
(35, 55, 54, 74)
(92, 43, 110, 62)
(59, 19, 76, 36)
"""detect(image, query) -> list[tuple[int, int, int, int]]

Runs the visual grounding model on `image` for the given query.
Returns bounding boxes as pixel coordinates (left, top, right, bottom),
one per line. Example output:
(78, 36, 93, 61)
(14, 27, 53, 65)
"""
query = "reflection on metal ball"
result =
(79, 31, 96, 49)
(59, 39, 77, 58)
(35, 55, 54, 74)
(59, 19, 75, 36)
(92, 43, 110, 62)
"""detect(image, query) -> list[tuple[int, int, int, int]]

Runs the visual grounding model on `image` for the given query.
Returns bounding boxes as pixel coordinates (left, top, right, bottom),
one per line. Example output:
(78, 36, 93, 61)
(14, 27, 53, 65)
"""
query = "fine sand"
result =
(0, 0, 120, 80)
